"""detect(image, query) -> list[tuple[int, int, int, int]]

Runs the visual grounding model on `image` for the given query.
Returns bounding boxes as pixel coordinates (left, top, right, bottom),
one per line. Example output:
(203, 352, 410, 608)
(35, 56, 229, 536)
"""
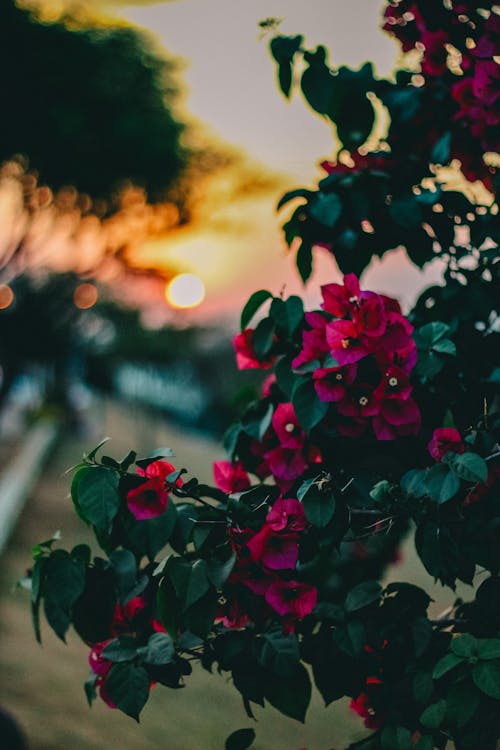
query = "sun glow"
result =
(165, 273, 205, 309)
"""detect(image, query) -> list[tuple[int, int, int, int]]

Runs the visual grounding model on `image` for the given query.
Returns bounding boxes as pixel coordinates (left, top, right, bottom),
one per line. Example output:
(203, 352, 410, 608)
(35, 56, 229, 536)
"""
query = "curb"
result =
(0, 419, 60, 554)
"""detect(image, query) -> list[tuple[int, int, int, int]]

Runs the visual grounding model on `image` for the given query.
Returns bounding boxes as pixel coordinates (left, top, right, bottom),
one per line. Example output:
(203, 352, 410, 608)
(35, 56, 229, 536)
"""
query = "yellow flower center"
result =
(341, 338, 350, 349)
(359, 396, 369, 406)
(285, 423, 295, 433)
(389, 376, 398, 387)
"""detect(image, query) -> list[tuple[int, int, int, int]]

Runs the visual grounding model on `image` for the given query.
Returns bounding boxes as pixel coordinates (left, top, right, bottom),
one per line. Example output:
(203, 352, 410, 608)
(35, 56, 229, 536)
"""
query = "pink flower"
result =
(292, 312, 330, 370)
(326, 320, 370, 365)
(349, 692, 382, 730)
(246, 525, 300, 570)
(373, 367, 413, 401)
(89, 641, 113, 677)
(265, 579, 317, 618)
(337, 388, 381, 419)
(111, 595, 147, 635)
(313, 364, 357, 402)
(126, 460, 181, 520)
(264, 446, 308, 486)
(213, 460, 251, 493)
(421, 30, 449, 77)
(233, 328, 276, 370)
(272, 403, 304, 450)
(428, 428, 464, 461)
(353, 294, 387, 338)
(266, 497, 307, 532)
(372, 398, 421, 441)
(321, 273, 361, 317)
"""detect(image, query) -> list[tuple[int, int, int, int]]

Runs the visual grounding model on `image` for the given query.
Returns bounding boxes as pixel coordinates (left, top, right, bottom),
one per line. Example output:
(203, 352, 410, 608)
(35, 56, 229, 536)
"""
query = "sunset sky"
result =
(29, 0, 445, 323)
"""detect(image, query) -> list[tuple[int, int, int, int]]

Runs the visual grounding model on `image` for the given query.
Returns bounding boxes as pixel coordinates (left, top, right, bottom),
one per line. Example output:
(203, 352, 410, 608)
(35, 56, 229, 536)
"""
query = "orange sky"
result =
(27, 0, 445, 324)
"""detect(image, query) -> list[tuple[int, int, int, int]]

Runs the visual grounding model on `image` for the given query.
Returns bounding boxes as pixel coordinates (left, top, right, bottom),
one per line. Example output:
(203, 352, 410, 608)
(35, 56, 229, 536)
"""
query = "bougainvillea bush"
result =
(23, 2, 499, 750)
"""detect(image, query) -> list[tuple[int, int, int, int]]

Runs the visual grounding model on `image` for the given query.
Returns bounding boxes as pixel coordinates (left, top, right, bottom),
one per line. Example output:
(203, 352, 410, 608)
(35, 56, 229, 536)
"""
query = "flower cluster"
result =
(383, 1, 499, 186)
(126, 459, 182, 520)
(297, 274, 420, 440)
(88, 595, 164, 707)
(221, 497, 317, 633)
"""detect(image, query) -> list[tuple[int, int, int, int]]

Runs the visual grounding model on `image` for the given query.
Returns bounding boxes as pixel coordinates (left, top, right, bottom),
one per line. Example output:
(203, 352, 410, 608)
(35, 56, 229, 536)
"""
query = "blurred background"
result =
(0, 1, 453, 749)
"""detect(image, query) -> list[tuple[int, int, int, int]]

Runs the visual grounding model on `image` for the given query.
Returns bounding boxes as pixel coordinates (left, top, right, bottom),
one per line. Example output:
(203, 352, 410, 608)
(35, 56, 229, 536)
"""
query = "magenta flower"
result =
(246, 525, 300, 570)
(428, 428, 464, 462)
(373, 367, 412, 401)
(353, 294, 387, 338)
(313, 364, 357, 402)
(272, 402, 304, 450)
(321, 273, 361, 317)
(233, 328, 276, 370)
(326, 320, 370, 365)
(213, 460, 251, 494)
(126, 460, 181, 520)
(264, 446, 308, 485)
(292, 312, 330, 370)
(266, 497, 307, 532)
(265, 579, 317, 618)
(372, 398, 421, 441)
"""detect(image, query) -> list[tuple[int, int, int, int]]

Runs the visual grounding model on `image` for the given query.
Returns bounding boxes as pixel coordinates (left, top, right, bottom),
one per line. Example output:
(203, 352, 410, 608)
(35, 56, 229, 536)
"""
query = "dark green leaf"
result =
(102, 636, 138, 663)
(206, 553, 236, 589)
(381, 726, 412, 750)
(296, 241, 313, 283)
(309, 193, 342, 229)
(412, 617, 433, 657)
(240, 290, 273, 331)
(414, 322, 450, 348)
(477, 639, 500, 660)
(292, 379, 328, 432)
(451, 634, 477, 658)
(413, 672, 434, 704)
(472, 660, 500, 699)
(277, 189, 313, 211)
(447, 452, 488, 484)
(105, 663, 150, 720)
(141, 632, 175, 665)
(389, 196, 423, 229)
(225, 728, 256, 750)
(431, 338, 456, 356)
(345, 581, 381, 612)
(257, 631, 300, 678)
(76, 466, 120, 533)
(420, 699, 446, 730)
(253, 317, 275, 358)
(109, 549, 137, 596)
(43, 551, 86, 641)
(414, 738, 434, 750)
(401, 469, 427, 499)
(125, 498, 177, 560)
(432, 652, 463, 679)
(270, 295, 304, 336)
(264, 663, 311, 722)
(300, 485, 336, 528)
(84, 672, 98, 706)
(446, 680, 480, 727)
(425, 464, 460, 504)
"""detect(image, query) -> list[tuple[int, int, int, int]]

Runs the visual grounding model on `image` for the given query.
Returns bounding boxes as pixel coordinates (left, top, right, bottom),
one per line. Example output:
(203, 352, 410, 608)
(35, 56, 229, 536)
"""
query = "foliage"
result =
(22, 2, 500, 750)
(0, 0, 187, 202)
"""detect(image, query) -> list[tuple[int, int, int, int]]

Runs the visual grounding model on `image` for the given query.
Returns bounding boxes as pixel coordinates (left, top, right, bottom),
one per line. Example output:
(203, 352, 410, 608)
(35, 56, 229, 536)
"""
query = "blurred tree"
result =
(0, 0, 187, 203)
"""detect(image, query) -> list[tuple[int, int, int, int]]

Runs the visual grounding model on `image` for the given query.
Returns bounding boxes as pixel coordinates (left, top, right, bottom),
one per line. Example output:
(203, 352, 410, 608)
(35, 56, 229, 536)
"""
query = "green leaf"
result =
(300, 47, 334, 115)
(412, 617, 433, 657)
(141, 632, 174, 665)
(381, 726, 412, 750)
(451, 634, 477, 658)
(431, 131, 451, 164)
(275, 355, 297, 399)
(432, 652, 464, 679)
(252, 317, 275, 358)
(125, 498, 178, 561)
(270, 35, 303, 98)
(225, 728, 256, 750)
(431, 338, 456, 356)
(292, 379, 328, 432)
(401, 469, 428, 499)
(414, 322, 450, 348)
(264, 663, 311, 722)
(309, 192, 342, 229)
(413, 671, 434, 704)
(105, 663, 150, 721)
(277, 189, 313, 211)
(85, 437, 111, 462)
(296, 241, 313, 283)
(420, 699, 446, 730)
(240, 290, 273, 331)
(43, 551, 86, 641)
(156, 576, 180, 639)
(257, 631, 300, 678)
(414, 737, 434, 750)
(270, 296, 304, 336)
(425, 464, 460, 504)
(300, 485, 336, 528)
(447, 452, 488, 484)
(477, 639, 500, 660)
(84, 672, 97, 706)
(472, 660, 500, 699)
(168, 558, 210, 612)
(76, 466, 120, 533)
(389, 196, 423, 230)
(345, 581, 381, 612)
(446, 680, 480, 727)
(31, 556, 47, 643)
(109, 549, 137, 595)
(206, 553, 236, 589)
(102, 636, 138, 663)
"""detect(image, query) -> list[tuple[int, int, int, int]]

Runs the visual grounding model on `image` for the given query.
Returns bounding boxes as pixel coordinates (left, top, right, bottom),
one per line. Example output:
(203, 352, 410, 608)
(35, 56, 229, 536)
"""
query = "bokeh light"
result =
(74, 282, 98, 309)
(0, 284, 14, 309)
(165, 273, 205, 309)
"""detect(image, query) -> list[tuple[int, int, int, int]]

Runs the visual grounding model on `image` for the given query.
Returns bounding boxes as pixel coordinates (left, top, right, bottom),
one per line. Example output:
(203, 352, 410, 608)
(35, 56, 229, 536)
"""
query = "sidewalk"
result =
(0, 399, 360, 750)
